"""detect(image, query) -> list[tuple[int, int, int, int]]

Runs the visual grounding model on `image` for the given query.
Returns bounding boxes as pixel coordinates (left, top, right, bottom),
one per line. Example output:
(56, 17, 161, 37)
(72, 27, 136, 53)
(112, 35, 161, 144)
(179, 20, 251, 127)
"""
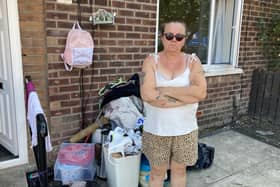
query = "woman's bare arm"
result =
(140, 55, 187, 108)
(158, 58, 207, 104)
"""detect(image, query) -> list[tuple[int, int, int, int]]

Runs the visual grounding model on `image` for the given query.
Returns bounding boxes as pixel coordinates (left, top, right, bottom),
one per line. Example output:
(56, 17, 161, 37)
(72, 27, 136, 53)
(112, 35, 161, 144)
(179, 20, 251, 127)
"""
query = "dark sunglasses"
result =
(164, 32, 186, 41)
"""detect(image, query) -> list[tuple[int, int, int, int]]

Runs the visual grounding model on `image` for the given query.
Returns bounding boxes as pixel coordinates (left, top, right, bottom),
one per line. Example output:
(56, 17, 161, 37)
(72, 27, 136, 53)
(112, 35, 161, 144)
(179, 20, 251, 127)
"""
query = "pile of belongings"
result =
(98, 73, 144, 156)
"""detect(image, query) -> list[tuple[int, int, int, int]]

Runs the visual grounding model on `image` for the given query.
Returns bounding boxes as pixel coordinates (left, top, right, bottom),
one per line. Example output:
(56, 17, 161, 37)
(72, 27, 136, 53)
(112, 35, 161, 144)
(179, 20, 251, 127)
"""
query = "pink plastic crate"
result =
(54, 143, 95, 184)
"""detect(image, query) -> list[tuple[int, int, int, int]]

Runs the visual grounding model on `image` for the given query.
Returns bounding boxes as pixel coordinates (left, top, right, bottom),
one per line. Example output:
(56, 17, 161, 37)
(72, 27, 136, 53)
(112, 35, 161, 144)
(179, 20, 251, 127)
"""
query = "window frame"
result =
(155, 0, 244, 77)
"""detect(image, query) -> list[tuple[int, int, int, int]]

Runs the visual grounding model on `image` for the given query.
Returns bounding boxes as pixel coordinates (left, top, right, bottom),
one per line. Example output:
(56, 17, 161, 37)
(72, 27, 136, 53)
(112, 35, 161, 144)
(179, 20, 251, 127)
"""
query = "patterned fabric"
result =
(142, 130, 198, 167)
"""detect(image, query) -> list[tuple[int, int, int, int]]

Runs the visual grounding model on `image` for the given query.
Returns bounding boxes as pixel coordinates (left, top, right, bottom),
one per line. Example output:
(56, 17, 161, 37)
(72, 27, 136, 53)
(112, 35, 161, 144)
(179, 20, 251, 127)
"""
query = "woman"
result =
(140, 21, 207, 187)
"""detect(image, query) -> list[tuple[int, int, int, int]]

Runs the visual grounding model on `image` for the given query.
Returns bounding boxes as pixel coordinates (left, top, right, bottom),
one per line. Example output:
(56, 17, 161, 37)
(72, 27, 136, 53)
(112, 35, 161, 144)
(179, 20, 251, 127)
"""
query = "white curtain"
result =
(211, 0, 235, 64)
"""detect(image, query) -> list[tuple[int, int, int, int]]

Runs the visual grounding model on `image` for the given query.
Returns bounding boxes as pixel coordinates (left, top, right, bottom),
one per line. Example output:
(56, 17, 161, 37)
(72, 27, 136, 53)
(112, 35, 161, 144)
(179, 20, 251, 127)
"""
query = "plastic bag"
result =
(107, 127, 133, 157)
(103, 96, 143, 129)
(107, 127, 142, 157)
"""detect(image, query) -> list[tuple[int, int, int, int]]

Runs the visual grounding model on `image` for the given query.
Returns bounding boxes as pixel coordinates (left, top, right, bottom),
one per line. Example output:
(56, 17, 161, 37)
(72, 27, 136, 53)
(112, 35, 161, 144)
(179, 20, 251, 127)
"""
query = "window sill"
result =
(203, 65, 243, 77)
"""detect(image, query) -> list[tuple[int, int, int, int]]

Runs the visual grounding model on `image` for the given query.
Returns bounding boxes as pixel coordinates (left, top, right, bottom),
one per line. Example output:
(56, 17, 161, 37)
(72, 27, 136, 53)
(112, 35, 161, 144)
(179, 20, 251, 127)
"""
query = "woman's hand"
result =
(140, 56, 186, 108)
(156, 56, 207, 104)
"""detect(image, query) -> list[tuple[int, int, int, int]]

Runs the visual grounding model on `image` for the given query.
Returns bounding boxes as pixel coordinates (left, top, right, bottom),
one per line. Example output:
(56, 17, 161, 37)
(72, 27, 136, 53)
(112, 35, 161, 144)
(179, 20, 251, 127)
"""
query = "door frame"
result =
(0, 0, 28, 169)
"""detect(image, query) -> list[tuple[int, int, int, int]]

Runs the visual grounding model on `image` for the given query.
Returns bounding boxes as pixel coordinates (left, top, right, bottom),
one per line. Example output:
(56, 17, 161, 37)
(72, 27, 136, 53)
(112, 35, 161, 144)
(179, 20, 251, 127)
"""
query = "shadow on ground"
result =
(232, 115, 280, 149)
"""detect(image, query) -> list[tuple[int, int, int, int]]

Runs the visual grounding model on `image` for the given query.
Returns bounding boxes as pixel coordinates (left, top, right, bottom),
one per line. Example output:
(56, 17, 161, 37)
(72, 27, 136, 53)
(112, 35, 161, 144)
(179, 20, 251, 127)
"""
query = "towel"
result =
(27, 92, 52, 152)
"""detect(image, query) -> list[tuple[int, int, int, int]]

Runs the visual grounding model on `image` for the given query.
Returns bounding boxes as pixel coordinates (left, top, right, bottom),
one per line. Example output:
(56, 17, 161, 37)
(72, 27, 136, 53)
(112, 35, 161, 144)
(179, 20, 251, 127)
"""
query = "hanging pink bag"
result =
(61, 22, 94, 71)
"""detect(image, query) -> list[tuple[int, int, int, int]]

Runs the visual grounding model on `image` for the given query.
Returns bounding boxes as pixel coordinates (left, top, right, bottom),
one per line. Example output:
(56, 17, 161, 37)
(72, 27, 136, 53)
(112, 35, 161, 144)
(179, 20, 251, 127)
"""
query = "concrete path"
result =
(0, 130, 280, 187)
(187, 130, 280, 187)
(0, 164, 28, 187)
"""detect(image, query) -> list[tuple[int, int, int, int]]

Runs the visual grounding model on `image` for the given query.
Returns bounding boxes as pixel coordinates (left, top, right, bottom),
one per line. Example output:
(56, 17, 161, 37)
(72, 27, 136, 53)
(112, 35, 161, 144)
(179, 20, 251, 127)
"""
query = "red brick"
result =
(118, 54, 133, 60)
(112, 1, 125, 8)
(100, 68, 117, 74)
(117, 25, 133, 31)
(126, 18, 142, 24)
(46, 12, 68, 20)
(126, 2, 142, 10)
(109, 47, 124, 53)
(142, 4, 157, 11)
(135, 26, 149, 32)
(118, 40, 133, 46)
(117, 68, 132, 73)
(135, 11, 149, 18)
(118, 10, 134, 17)
(126, 33, 141, 39)
(56, 4, 76, 12)
(126, 47, 140, 53)
(18, 0, 280, 154)
(94, 0, 107, 6)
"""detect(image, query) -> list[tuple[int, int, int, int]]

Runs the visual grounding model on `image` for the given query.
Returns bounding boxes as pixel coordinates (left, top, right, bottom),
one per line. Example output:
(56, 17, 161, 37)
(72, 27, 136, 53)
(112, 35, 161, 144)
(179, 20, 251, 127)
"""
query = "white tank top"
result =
(143, 54, 198, 136)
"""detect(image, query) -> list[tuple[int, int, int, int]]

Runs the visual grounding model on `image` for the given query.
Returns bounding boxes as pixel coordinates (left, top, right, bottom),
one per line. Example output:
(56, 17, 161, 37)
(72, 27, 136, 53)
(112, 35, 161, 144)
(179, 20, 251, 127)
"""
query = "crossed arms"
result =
(140, 55, 207, 108)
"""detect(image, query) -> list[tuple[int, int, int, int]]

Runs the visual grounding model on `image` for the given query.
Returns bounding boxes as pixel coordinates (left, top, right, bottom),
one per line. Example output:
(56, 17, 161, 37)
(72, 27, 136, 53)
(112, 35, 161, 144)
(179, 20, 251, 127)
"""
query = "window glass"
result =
(211, 0, 235, 64)
(159, 0, 210, 64)
(158, 0, 241, 66)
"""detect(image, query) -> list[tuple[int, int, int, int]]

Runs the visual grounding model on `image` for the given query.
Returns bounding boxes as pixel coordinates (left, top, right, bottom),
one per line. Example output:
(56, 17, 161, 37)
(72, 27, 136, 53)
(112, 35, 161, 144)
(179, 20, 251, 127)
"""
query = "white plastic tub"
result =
(103, 145, 140, 187)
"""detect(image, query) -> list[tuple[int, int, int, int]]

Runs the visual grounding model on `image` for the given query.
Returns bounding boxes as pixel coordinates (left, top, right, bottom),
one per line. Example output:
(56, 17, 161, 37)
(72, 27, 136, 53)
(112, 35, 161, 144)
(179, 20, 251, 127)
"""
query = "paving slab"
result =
(1, 130, 280, 187)
(0, 165, 28, 187)
(187, 130, 280, 187)
(209, 156, 280, 187)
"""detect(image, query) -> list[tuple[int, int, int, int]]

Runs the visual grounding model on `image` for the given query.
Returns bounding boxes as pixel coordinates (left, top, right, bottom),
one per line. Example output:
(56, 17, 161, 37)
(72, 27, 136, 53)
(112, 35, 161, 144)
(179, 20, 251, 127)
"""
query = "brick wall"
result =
(18, 0, 49, 111)
(43, 0, 280, 145)
(18, 0, 280, 163)
(238, 0, 280, 114)
(198, 0, 280, 129)
(18, 0, 49, 163)
(45, 0, 157, 157)
(198, 75, 242, 129)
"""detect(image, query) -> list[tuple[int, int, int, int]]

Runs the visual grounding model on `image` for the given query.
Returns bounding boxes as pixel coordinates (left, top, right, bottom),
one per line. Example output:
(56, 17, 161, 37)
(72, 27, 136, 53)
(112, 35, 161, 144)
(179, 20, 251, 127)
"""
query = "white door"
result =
(0, 0, 19, 156)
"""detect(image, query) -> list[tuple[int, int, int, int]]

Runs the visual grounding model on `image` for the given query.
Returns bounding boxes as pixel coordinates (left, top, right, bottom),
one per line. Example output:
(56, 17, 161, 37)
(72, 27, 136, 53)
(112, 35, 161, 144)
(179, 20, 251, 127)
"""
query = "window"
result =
(156, 0, 244, 75)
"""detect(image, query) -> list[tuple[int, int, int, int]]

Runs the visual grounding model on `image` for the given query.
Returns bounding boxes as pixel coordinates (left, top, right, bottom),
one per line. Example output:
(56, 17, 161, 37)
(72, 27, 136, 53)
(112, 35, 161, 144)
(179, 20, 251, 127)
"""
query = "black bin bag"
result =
(188, 143, 215, 170)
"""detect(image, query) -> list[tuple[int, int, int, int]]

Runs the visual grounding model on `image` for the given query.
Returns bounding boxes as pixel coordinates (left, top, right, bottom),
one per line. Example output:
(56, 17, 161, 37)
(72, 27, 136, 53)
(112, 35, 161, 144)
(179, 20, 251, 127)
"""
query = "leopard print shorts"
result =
(142, 130, 198, 167)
